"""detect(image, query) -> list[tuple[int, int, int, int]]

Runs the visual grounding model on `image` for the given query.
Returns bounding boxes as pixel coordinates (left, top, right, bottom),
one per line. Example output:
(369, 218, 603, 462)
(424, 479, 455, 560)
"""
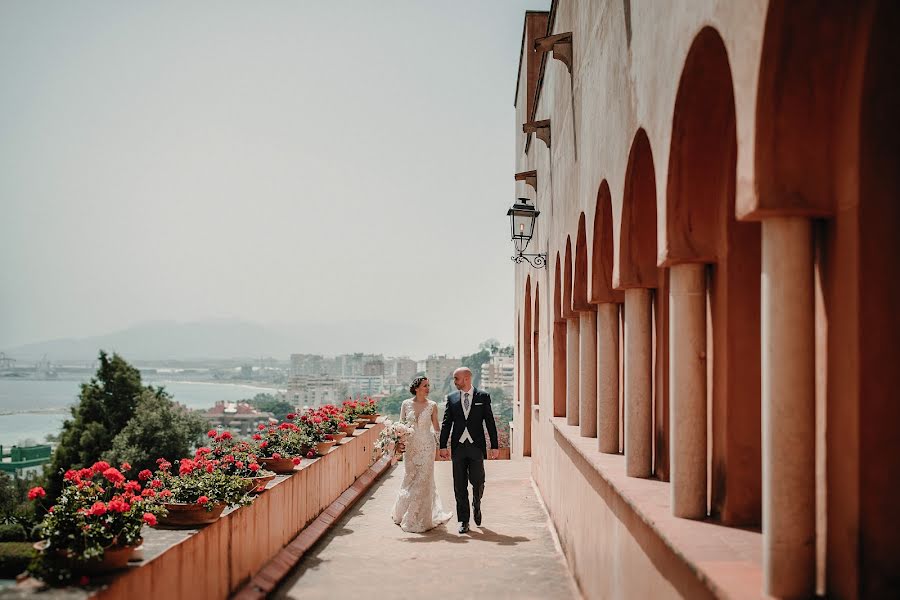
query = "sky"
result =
(0, 0, 549, 358)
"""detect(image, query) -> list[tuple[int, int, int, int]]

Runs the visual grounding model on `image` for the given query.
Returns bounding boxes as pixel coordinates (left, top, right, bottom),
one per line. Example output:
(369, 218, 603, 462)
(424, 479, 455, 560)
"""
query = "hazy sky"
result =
(0, 1, 548, 357)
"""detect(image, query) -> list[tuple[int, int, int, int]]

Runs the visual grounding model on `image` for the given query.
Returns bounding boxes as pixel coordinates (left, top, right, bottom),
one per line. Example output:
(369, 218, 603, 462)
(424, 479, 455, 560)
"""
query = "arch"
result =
(563, 236, 576, 317)
(666, 26, 761, 526)
(591, 181, 623, 304)
(553, 252, 567, 417)
(523, 276, 533, 457)
(617, 129, 658, 289)
(573, 214, 591, 311)
(533, 282, 541, 408)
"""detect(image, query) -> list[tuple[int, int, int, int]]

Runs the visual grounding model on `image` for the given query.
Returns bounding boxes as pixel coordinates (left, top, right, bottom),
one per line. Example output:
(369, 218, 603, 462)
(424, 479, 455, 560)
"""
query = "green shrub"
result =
(0, 524, 26, 542)
(0, 542, 33, 578)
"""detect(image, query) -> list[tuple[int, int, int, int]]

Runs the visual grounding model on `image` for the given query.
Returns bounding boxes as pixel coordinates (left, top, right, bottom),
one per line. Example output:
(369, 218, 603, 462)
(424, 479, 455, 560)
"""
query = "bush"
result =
(0, 524, 26, 542)
(0, 542, 33, 578)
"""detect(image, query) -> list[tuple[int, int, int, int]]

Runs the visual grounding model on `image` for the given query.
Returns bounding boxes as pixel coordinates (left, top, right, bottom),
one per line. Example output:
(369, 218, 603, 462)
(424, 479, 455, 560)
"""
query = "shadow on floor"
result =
(400, 525, 530, 546)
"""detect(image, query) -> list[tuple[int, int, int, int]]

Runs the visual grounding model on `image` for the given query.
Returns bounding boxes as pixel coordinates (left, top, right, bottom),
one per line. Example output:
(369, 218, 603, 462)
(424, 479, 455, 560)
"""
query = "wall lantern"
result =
(507, 197, 547, 268)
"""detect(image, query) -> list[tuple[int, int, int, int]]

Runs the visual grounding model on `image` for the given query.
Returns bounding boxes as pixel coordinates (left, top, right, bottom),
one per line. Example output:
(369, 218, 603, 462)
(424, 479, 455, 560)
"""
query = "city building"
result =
(424, 355, 461, 393)
(283, 375, 346, 408)
(203, 401, 272, 436)
(384, 357, 418, 390)
(480, 353, 514, 397)
(339, 375, 384, 398)
(511, 2, 899, 599)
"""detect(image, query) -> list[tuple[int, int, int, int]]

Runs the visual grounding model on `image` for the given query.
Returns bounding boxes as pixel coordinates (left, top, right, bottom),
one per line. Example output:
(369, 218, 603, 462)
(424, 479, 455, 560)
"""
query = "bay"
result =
(0, 378, 280, 448)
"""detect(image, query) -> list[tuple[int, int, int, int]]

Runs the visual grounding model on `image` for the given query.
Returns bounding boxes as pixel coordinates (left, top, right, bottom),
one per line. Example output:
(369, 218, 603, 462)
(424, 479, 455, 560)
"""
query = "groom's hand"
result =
(490, 449, 499, 460)
(439, 449, 449, 459)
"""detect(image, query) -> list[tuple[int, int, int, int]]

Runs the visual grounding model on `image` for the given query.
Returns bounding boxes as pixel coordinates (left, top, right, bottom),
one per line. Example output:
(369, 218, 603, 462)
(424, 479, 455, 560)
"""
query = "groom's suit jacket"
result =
(439, 388, 499, 459)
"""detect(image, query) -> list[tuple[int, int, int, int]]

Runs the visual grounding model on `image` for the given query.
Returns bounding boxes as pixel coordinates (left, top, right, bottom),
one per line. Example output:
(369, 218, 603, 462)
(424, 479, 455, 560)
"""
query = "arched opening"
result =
(618, 129, 661, 478)
(553, 252, 567, 418)
(574, 214, 597, 438)
(532, 282, 541, 457)
(666, 26, 761, 525)
(564, 237, 580, 426)
(755, 1, 900, 596)
(592, 181, 624, 455)
(523, 276, 532, 457)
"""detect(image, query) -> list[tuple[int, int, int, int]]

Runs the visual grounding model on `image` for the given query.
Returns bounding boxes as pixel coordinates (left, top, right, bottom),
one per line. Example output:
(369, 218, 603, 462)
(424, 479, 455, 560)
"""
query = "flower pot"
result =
(314, 440, 335, 456)
(340, 425, 358, 436)
(366, 413, 381, 422)
(156, 502, 226, 527)
(354, 420, 368, 429)
(259, 456, 298, 474)
(34, 540, 137, 574)
(330, 431, 347, 443)
(243, 473, 277, 494)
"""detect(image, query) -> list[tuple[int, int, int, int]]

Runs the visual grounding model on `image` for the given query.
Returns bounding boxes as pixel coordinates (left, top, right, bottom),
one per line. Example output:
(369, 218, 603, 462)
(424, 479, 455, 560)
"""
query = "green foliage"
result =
(461, 348, 491, 388)
(46, 351, 146, 500)
(246, 393, 294, 422)
(0, 542, 32, 578)
(0, 472, 41, 533)
(103, 390, 208, 475)
(379, 389, 408, 421)
(0, 523, 26, 542)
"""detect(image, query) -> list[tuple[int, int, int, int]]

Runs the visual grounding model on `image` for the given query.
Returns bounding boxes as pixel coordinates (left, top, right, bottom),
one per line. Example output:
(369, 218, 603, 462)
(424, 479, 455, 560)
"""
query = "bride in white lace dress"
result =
(391, 377, 452, 533)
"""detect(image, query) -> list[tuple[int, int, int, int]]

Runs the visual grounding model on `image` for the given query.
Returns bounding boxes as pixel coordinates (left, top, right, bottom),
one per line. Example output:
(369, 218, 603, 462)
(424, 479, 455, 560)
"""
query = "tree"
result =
(45, 351, 146, 499)
(246, 393, 294, 422)
(460, 348, 491, 388)
(103, 390, 208, 475)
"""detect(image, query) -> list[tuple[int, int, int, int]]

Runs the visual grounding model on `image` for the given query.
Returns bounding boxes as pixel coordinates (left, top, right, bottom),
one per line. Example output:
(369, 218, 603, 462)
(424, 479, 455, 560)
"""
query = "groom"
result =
(439, 367, 499, 534)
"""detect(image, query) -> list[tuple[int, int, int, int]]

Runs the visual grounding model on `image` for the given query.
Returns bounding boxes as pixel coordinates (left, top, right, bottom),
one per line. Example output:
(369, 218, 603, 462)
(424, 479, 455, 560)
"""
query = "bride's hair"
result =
(409, 376, 428, 395)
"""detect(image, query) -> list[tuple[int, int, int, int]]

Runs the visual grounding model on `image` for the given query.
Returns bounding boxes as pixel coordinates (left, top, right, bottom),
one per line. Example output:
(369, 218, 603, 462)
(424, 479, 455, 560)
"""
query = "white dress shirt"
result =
(459, 387, 475, 443)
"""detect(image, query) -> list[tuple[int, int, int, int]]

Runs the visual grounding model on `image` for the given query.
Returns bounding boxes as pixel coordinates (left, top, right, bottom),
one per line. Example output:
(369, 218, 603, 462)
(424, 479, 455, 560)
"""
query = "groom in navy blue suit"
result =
(439, 367, 499, 534)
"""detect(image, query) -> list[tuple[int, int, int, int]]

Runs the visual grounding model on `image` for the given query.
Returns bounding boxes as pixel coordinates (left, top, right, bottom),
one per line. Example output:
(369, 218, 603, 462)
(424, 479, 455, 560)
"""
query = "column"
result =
(762, 217, 815, 598)
(597, 303, 619, 453)
(669, 263, 707, 518)
(566, 317, 580, 426)
(579, 309, 598, 437)
(624, 288, 652, 477)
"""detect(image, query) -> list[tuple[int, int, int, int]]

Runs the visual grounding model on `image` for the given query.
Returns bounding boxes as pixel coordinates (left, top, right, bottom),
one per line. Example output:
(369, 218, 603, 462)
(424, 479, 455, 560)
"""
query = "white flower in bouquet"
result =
(374, 419, 415, 457)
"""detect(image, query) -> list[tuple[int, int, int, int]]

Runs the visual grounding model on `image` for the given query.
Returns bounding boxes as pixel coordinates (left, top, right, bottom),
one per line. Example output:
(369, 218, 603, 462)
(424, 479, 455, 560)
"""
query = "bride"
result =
(390, 376, 452, 532)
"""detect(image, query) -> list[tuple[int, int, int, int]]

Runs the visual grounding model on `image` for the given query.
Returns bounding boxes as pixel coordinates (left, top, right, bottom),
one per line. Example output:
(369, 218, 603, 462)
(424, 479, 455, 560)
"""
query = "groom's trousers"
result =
(451, 441, 485, 524)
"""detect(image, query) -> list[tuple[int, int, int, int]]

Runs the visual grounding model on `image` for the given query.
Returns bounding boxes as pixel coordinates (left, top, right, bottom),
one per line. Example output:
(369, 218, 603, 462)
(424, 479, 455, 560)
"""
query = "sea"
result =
(0, 378, 280, 448)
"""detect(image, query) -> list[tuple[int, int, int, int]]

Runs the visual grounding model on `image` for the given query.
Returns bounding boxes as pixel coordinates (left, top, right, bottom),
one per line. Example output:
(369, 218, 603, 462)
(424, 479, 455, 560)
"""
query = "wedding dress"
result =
(390, 399, 452, 532)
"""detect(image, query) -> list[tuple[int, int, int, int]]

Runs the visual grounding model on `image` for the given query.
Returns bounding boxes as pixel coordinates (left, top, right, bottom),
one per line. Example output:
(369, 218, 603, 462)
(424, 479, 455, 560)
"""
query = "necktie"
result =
(463, 392, 470, 413)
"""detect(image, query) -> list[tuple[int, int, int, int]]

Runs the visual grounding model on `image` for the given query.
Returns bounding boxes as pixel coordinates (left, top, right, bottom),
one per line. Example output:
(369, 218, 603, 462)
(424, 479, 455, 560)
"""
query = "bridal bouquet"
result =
(374, 419, 415, 458)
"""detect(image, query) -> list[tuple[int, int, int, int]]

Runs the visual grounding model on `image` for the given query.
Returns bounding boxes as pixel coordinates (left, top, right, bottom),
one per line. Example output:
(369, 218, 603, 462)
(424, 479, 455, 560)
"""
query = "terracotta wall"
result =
(93, 424, 384, 600)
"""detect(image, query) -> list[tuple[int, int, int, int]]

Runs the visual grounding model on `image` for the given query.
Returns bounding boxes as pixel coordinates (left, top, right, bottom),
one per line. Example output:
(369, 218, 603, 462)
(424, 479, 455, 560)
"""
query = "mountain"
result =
(2, 319, 433, 361)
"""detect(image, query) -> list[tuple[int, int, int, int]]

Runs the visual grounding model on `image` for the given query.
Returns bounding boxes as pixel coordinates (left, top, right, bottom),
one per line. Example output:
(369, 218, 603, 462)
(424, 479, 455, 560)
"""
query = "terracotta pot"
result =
(354, 420, 368, 429)
(34, 540, 137, 574)
(157, 502, 226, 527)
(314, 440, 335, 456)
(340, 425, 358, 436)
(330, 431, 347, 442)
(259, 456, 298, 474)
(243, 472, 276, 494)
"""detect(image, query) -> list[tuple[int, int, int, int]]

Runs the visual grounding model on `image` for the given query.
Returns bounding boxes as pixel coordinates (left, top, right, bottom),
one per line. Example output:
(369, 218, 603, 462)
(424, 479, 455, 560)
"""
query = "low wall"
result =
(533, 417, 763, 600)
(91, 423, 384, 600)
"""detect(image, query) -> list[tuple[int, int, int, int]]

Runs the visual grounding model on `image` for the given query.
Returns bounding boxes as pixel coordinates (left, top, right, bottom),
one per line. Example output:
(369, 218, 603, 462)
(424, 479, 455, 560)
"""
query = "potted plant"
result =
(151, 453, 251, 528)
(204, 432, 276, 494)
(252, 417, 312, 472)
(28, 461, 166, 586)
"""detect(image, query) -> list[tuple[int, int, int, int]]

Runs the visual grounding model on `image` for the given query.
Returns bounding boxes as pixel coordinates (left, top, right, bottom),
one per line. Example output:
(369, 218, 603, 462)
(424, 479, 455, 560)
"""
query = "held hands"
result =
(489, 449, 499, 460)
(439, 448, 450, 459)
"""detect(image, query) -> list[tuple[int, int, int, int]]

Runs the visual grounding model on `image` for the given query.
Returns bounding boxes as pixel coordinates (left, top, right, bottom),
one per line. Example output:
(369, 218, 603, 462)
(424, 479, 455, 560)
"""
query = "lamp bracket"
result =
(511, 252, 548, 269)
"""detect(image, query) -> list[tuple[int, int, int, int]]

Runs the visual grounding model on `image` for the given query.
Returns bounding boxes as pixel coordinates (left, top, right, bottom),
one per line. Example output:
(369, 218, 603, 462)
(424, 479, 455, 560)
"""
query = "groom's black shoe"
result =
(473, 505, 482, 526)
(458, 522, 469, 534)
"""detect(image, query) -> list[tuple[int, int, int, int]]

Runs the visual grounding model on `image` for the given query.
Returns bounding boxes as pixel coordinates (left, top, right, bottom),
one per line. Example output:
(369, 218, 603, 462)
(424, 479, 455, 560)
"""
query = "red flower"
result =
(217, 431, 233, 441)
(249, 463, 260, 472)
(124, 481, 142, 494)
(27, 486, 46, 501)
(150, 479, 163, 489)
(64, 469, 78, 482)
(235, 461, 244, 469)
(179, 461, 195, 476)
(120, 462, 131, 472)
(286, 413, 297, 420)
(206, 464, 214, 474)
(142, 512, 157, 526)
(306, 450, 315, 458)
(257, 424, 266, 431)
(195, 447, 212, 456)
(207, 429, 217, 438)
(252, 434, 262, 440)
(103, 467, 125, 485)
(338, 422, 348, 428)
(159, 489, 173, 499)
(88, 501, 107, 516)
(272, 453, 281, 460)
(141, 489, 156, 498)
(91, 461, 111, 474)
(292, 457, 301, 465)
(197, 496, 209, 505)
(138, 469, 152, 481)
(259, 441, 268, 449)
(78, 467, 94, 480)
(108, 498, 131, 513)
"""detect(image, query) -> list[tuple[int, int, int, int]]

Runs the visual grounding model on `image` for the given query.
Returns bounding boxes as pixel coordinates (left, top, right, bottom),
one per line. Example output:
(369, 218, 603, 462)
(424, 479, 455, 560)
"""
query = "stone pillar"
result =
(597, 303, 619, 453)
(579, 310, 598, 437)
(624, 288, 652, 478)
(669, 263, 707, 519)
(566, 317, 580, 426)
(762, 217, 815, 598)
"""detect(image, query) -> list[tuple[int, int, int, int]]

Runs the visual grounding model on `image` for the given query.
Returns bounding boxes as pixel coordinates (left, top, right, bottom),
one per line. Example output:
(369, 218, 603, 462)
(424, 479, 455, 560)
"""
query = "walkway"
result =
(275, 459, 580, 600)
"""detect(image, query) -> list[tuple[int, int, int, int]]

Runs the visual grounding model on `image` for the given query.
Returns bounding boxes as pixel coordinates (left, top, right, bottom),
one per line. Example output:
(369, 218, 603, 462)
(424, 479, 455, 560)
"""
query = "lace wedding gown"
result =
(390, 399, 452, 533)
